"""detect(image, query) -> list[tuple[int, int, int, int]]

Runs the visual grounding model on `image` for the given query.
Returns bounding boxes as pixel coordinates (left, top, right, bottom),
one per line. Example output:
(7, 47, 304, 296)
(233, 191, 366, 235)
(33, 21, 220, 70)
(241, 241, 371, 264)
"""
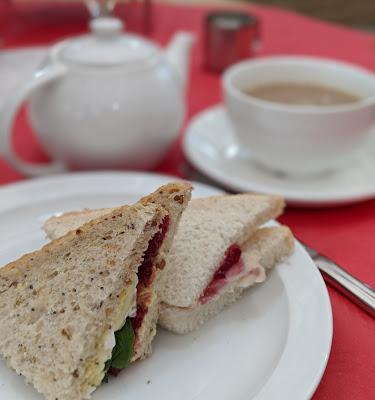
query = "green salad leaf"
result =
(111, 319, 135, 368)
(102, 319, 135, 383)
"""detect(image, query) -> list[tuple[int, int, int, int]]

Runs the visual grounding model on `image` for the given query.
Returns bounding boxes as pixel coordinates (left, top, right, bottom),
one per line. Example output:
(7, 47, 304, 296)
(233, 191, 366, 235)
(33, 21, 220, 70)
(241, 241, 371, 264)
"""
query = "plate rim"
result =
(255, 239, 333, 400)
(0, 171, 333, 400)
(0, 171, 221, 210)
(183, 104, 375, 206)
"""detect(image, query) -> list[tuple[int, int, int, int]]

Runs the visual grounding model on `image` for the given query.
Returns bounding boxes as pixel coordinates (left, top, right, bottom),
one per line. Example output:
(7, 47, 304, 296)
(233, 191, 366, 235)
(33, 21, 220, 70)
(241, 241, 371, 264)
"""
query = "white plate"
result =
(0, 47, 47, 109)
(0, 171, 332, 400)
(183, 105, 375, 206)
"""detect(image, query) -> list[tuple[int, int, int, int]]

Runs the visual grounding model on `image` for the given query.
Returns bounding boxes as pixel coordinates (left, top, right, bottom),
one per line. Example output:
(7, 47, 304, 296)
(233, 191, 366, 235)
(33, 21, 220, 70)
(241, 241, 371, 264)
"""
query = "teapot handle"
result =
(0, 64, 68, 177)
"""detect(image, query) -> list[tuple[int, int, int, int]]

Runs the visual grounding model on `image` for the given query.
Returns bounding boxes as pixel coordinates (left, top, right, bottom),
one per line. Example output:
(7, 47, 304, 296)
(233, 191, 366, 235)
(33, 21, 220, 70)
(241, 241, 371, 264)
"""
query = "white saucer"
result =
(183, 105, 375, 206)
(0, 172, 332, 400)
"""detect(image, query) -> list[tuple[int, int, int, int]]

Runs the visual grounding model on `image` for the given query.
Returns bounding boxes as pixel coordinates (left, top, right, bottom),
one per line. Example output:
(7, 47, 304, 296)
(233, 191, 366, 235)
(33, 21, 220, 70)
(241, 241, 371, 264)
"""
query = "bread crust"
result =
(131, 183, 192, 360)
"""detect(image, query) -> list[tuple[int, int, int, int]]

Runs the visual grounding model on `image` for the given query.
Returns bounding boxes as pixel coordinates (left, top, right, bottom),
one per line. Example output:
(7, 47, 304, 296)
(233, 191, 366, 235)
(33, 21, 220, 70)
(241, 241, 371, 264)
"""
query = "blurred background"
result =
(164, 0, 375, 30)
(4, 0, 375, 31)
(251, 0, 375, 30)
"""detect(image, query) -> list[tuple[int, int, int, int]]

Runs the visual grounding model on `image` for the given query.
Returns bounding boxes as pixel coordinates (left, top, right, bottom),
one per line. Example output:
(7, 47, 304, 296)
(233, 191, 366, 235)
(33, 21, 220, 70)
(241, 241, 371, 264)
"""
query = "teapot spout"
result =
(165, 32, 194, 87)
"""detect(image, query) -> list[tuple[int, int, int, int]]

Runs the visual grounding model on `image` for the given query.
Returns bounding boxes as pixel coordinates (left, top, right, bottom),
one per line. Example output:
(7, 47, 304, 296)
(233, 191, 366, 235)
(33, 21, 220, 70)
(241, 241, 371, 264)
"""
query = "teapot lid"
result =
(57, 17, 159, 66)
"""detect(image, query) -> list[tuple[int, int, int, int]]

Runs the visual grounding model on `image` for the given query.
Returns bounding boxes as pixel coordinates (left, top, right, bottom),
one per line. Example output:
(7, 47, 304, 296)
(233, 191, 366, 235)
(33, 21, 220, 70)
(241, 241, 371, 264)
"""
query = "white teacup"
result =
(223, 56, 375, 177)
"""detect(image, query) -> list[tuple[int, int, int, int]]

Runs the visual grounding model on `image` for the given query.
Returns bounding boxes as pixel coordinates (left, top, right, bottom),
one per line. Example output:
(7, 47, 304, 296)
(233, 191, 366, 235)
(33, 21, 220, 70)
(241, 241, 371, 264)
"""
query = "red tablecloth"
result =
(0, 2, 374, 399)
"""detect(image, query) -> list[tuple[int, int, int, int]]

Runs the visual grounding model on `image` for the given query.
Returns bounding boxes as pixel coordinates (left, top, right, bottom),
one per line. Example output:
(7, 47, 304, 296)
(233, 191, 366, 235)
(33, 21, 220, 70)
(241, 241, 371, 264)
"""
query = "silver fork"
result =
(302, 242, 375, 318)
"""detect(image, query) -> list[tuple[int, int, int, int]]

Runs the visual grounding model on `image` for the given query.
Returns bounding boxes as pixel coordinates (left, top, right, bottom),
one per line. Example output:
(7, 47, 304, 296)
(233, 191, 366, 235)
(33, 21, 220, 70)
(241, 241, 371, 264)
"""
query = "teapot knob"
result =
(84, 0, 118, 18)
(90, 17, 124, 37)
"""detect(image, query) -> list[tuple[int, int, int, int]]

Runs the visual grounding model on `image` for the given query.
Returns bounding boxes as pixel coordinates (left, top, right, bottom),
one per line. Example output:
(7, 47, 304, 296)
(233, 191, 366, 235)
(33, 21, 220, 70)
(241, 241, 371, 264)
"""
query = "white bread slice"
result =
(0, 202, 164, 400)
(161, 194, 284, 307)
(43, 183, 193, 361)
(158, 226, 294, 334)
(44, 194, 284, 309)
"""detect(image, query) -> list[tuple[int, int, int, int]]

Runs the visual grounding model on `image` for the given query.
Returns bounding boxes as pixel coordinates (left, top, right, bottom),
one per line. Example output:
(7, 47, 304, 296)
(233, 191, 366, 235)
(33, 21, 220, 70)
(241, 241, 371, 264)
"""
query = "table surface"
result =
(0, 2, 375, 399)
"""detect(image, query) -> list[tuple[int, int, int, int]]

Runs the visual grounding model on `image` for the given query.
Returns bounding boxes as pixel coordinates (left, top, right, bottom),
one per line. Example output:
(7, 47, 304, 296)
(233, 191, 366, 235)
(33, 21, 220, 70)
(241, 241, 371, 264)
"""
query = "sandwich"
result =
(43, 193, 293, 335)
(159, 194, 294, 333)
(160, 226, 293, 333)
(0, 182, 192, 400)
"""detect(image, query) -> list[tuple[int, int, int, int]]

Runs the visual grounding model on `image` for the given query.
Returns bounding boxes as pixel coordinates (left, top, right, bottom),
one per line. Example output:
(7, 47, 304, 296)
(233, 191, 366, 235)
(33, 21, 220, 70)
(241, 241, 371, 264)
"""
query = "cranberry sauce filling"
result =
(131, 215, 170, 332)
(136, 216, 170, 288)
(108, 217, 170, 376)
(199, 244, 242, 304)
(131, 305, 148, 331)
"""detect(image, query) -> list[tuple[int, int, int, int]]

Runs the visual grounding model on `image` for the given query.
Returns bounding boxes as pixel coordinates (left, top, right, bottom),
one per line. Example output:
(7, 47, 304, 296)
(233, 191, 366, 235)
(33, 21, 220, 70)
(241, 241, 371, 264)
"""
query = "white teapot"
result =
(0, 18, 194, 176)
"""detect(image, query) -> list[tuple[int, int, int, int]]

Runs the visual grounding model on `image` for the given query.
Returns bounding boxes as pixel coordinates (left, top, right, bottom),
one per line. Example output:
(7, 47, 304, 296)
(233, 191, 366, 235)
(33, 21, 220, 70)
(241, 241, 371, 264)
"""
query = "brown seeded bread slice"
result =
(158, 226, 294, 334)
(0, 202, 165, 400)
(43, 182, 193, 360)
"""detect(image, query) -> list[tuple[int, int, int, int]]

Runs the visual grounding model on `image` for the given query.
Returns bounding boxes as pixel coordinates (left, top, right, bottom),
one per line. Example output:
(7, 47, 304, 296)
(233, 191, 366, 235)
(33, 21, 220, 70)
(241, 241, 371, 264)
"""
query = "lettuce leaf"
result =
(102, 319, 135, 383)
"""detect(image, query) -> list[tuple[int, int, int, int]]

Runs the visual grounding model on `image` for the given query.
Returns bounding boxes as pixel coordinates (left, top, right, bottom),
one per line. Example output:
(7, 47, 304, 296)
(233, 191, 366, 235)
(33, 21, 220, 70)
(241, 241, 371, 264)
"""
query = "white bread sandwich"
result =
(43, 193, 292, 335)
(158, 194, 294, 333)
(159, 226, 294, 333)
(0, 182, 191, 400)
